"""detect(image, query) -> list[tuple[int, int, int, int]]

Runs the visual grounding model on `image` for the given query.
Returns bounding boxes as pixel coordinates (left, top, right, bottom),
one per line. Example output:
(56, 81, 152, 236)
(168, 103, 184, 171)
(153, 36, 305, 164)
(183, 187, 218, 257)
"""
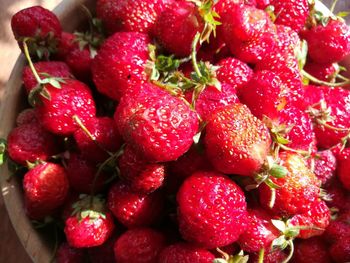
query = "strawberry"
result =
(158, 243, 215, 263)
(107, 181, 164, 228)
(7, 122, 61, 166)
(114, 228, 166, 263)
(23, 162, 69, 220)
(249, 249, 287, 263)
(73, 117, 122, 163)
(304, 85, 350, 148)
(22, 61, 72, 93)
(65, 153, 111, 194)
(275, 25, 301, 54)
(292, 237, 332, 263)
(288, 200, 330, 239)
(34, 79, 96, 136)
(177, 171, 248, 248)
(96, 0, 172, 35)
(312, 149, 336, 185)
(270, 0, 309, 32)
(11, 6, 62, 58)
(255, 0, 270, 9)
(336, 148, 350, 190)
(303, 62, 338, 83)
(204, 103, 271, 176)
(259, 152, 321, 216)
(16, 108, 39, 126)
(301, 19, 350, 64)
(115, 83, 199, 162)
(215, 57, 253, 90)
(330, 237, 350, 263)
(325, 211, 350, 243)
(56, 242, 86, 263)
(92, 32, 150, 101)
(238, 208, 280, 253)
(324, 181, 350, 213)
(88, 235, 117, 263)
(118, 145, 165, 194)
(64, 195, 115, 248)
(154, 1, 204, 57)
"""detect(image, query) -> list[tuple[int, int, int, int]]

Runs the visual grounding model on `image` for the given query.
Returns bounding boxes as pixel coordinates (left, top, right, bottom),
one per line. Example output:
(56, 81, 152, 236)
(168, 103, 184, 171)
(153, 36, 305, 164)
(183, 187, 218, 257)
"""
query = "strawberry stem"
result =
(268, 188, 276, 209)
(23, 38, 42, 84)
(258, 248, 265, 263)
(330, 0, 339, 14)
(191, 32, 203, 78)
(302, 69, 350, 87)
(282, 240, 294, 263)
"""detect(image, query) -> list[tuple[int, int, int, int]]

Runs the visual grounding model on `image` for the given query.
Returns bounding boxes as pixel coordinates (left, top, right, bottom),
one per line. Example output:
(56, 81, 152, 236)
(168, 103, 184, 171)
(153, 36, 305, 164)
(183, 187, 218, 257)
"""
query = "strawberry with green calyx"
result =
(64, 195, 115, 248)
(212, 249, 249, 263)
(11, 6, 62, 59)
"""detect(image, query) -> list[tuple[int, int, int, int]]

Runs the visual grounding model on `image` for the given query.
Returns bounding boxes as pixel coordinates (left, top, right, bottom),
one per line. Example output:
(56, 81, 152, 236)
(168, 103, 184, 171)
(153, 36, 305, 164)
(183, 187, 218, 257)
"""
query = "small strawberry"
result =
(88, 235, 117, 263)
(330, 237, 350, 263)
(269, 0, 309, 32)
(312, 149, 336, 185)
(204, 103, 271, 176)
(259, 152, 321, 216)
(292, 237, 332, 263)
(11, 6, 62, 58)
(177, 171, 248, 248)
(65, 153, 111, 194)
(7, 122, 61, 166)
(303, 62, 338, 83)
(238, 208, 280, 253)
(336, 148, 350, 190)
(301, 19, 350, 64)
(215, 57, 253, 90)
(288, 200, 330, 239)
(92, 32, 150, 101)
(64, 195, 115, 248)
(114, 228, 166, 263)
(16, 108, 39, 126)
(107, 181, 164, 228)
(118, 145, 165, 194)
(96, 0, 172, 35)
(158, 243, 215, 263)
(115, 83, 198, 162)
(56, 242, 86, 263)
(23, 162, 69, 220)
(22, 61, 72, 93)
(73, 116, 122, 163)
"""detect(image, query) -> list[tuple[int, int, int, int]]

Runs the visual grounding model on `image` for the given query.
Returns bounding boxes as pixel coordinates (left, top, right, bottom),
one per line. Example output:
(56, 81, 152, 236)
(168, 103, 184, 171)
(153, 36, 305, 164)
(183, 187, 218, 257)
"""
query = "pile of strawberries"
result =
(2, 0, 350, 262)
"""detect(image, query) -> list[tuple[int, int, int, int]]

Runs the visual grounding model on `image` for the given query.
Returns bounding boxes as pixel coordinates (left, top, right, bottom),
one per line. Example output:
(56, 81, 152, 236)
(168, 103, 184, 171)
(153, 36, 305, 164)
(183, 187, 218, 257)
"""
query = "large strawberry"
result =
(204, 103, 271, 176)
(177, 171, 248, 248)
(115, 83, 198, 162)
(92, 32, 150, 101)
(114, 228, 166, 263)
(96, 0, 173, 35)
(11, 6, 62, 58)
(23, 162, 69, 220)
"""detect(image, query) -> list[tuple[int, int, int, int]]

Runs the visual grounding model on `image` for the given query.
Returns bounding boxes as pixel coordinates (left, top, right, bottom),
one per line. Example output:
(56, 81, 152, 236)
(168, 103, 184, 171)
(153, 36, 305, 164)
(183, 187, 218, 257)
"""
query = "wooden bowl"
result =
(0, 0, 93, 262)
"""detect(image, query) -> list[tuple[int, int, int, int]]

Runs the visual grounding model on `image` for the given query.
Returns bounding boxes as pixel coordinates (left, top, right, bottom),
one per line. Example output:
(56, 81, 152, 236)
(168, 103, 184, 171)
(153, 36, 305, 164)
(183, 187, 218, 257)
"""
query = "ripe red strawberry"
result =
(158, 243, 215, 263)
(330, 237, 350, 262)
(324, 181, 350, 212)
(73, 117, 122, 163)
(97, 0, 172, 35)
(107, 181, 164, 228)
(56, 32, 76, 59)
(185, 83, 239, 121)
(35, 79, 96, 136)
(118, 145, 165, 194)
(88, 235, 117, 263)
(11, 6, 62, 58)
(92, 32, 150, 101)
(177, 171, 248, 248)
(303, 62, 338, 83)
(115, 83, 198, 162)
(292, 237, 332, 263)
(275, 25, 301, 54)
(301, 19, 350, 63)
(56, 243, 86, 263)
(215, 57, 253, 90)
(288, 200, 330, 239)
(336, 148, 350, 190)
(64, 195, 115, 248)
(259, 152, 321, 216)
(312, 150, 336, 185)
(154, 1, 204, 57)
(204, 103, 271, 176)
(304, 85, 350, 148)
(65, 153, 111, 194)
(16, 108, 39, 126)
(238, 208, 280, 252)
(270, 0, 309, 32)
(255, 0, 270, 9)
(249, 249, 287, 263)
(325, 211, 350, 243)
(7, 122, 61, 165)
(23, 162, 69, 220)
(114, 228, 166, 263)
(22, 61, 72, 93)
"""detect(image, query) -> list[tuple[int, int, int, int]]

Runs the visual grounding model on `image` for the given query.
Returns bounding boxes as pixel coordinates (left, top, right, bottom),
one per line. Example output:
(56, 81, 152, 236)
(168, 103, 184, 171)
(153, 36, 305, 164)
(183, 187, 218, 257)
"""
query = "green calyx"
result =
(213, 249, 249, 263)
(19, 31, 58, 59)
(0, 139, 7, 166)
(72, 194, 107, 222)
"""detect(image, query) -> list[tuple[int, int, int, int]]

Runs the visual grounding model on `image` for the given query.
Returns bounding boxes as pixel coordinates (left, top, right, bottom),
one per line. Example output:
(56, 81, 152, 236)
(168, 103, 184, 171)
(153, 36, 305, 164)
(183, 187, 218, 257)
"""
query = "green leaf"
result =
(275, 133, 290, 145)
(193, 132, 202, 144)
(48, 79, 61, 89)
(265, 179, 280, 189)
(271, 235, 288, 249)
(337, 11, 350, 18)
(0, 139, 7, 166)
(213, 259, 228, 263)
(40, 87, 51, 101)
(269, 164, 288, 178)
